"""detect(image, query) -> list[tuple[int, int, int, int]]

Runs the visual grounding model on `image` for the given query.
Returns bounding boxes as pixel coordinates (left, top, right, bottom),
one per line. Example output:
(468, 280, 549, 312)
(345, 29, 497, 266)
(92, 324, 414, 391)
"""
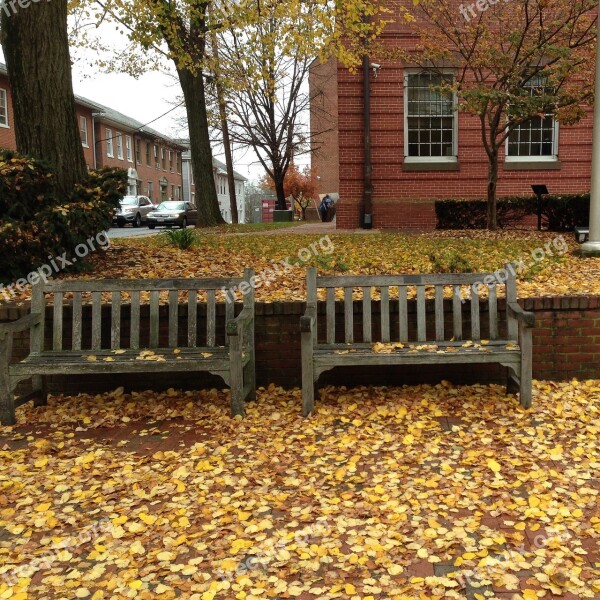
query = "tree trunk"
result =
(0, 0, 87, 197)
(486, 149, 499, 230)
(177, 68, 225, 227)
(274, 172, 287, 210)
(210, 30, 238, 224)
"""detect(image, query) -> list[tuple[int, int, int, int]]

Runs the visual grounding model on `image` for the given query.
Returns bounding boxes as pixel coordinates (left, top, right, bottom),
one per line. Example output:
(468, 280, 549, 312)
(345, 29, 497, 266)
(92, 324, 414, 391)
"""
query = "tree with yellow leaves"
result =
(404, 0, 596, 229)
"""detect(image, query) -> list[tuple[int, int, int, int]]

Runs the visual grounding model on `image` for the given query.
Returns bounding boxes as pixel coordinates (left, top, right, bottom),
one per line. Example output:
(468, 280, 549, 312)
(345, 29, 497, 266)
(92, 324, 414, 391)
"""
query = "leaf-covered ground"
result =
(0, 381, 598, 599)
(3, 230, 600, 305)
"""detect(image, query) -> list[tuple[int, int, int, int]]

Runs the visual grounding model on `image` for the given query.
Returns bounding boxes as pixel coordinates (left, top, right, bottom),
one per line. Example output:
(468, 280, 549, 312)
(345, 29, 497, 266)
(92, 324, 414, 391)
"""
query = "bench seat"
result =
(301, 267, 534, 416)
(312, 341, 520, 370)
(1, 271, 256, 424)
(11, 347, 250, 376)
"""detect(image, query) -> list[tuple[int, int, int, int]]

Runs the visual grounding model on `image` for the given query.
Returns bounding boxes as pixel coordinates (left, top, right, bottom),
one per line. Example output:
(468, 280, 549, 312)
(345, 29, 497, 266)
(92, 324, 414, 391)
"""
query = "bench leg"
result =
(230, 353, 245, 417)
(519, 327, 533, 408)
(245, 354, 256, 402)
(33, 375, 48, 407)
(0, 337, 15, 425)
(302, 352, 315, 417)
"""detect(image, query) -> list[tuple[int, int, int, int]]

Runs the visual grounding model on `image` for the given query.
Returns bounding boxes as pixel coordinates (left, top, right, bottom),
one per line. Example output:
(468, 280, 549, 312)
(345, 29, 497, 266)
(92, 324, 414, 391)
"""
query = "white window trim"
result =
(504, 120, 560, 163)
(116, 132, 124, 160)
(126, 135, 133, 162)
(79, 116, 88, 147)
(403, 69, 458, 164)
(106, 129, 114, 158)
(0, 89, 8, 128)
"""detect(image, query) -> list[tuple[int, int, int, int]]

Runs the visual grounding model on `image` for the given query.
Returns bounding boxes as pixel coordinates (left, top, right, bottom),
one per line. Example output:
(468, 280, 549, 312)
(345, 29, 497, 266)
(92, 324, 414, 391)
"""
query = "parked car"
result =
(147, 201, 197, 229)
(113, 196, 155, 228)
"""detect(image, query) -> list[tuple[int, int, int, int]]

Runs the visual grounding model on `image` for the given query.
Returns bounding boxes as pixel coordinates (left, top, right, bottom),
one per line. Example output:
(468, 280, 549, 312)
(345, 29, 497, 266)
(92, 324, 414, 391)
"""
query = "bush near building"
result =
(435, 194, 590, 231)
(0, 150, 126, 282)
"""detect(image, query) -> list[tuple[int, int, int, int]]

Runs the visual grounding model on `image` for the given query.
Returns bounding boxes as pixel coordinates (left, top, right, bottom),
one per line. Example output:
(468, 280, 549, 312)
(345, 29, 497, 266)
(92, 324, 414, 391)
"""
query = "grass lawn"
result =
(8, 230, 594, 305)
(195, 222, 304, 234)
(1, 380, 598, 599)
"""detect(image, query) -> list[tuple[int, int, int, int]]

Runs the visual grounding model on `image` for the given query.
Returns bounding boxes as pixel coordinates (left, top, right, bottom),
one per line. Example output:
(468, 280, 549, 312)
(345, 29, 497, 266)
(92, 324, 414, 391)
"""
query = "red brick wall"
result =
(94, 124, 184, 203)
(310, 57, 340, 197)
(322, 18, 594, 230)
(2, 297, 599, 396)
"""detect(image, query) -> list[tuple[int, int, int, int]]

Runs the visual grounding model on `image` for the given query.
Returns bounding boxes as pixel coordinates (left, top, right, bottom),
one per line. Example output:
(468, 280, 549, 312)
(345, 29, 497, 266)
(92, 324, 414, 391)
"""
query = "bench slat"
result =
(130, 291, 140, 349)
(434, 286, 444, 341)
(169, 290, 179, 348)
(362, 287, 372, 343)
(318, 272, 495, 287)
(399, 286, 408, 342)
(149, 290, 159, 347)
(471, 285, 480, 341)
(92, 292, 102, 350)
(416, 286, 426, 342)
(225, 299, 234, 346)
(111, 291, 121, 349)
(452, 286, 463, 341)
(207, 289, 216, 347)
(43, 278, 247, 292)
(326, 288, 335, 344)
(188, 291, 197, 347)
(53, 293, 63, 351)
(381, 286, 390, 343)
(506, 269, 518, 340)
(72, 292, 82, 351)
(489, 284, 499, 340)
(344, 287, 353, 343)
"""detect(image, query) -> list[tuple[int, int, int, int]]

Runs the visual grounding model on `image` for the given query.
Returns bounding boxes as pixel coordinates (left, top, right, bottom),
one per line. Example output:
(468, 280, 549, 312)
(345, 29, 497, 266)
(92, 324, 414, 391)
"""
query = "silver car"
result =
(113, 196, 155, 228)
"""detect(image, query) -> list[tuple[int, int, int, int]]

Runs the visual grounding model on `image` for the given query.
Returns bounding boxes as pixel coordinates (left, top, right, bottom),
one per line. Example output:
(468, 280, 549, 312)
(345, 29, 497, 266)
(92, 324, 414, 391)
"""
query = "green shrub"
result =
(435, 197, 535, 229)
(163, 228, 198, 250)
(0, 150, 126, 283)
(540, 193, 589, 231)
(435, 194, 589, 231)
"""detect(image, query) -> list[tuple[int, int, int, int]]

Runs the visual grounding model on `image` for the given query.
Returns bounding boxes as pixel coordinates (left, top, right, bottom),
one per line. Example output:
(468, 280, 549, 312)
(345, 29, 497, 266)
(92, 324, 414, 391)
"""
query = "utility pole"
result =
(581, 22, 600, 255)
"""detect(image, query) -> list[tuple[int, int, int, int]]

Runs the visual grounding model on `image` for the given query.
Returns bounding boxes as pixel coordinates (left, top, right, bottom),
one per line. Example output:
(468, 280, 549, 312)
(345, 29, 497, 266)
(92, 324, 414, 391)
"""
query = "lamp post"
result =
(581, 25, 600, 255)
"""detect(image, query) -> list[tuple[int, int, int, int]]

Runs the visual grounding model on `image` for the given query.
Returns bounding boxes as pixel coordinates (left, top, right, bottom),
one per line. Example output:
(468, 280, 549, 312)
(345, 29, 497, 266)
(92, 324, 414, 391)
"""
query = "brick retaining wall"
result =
(1, 297, 599, 396)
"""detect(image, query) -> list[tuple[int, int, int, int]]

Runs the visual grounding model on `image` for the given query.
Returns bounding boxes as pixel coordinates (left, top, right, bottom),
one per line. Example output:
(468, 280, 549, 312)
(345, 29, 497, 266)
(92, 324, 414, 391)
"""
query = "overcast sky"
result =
(0, 20, 310, 183)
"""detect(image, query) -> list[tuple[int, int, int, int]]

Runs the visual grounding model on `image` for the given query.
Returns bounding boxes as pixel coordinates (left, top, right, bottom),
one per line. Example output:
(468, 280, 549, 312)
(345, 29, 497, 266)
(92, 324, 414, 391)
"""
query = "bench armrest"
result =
(300, 304, 317, 333)
(0, 313, 41, 339)
(507, 302, 535, 328)
(226, 307, 253, 337)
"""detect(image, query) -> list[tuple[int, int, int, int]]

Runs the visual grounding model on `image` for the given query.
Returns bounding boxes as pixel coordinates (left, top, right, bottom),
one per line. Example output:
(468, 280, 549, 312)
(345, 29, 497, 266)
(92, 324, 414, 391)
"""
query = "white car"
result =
(113, 196, 155, 228)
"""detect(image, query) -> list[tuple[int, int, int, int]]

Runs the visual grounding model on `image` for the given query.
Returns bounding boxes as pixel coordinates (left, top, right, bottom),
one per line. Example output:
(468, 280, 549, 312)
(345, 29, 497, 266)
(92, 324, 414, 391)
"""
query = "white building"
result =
(181, 147, 247, 223)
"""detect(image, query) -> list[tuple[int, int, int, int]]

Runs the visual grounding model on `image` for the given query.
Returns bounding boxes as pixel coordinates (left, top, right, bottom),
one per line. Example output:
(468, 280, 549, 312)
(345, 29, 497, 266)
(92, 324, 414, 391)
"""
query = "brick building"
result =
(310, 16, 594, 230)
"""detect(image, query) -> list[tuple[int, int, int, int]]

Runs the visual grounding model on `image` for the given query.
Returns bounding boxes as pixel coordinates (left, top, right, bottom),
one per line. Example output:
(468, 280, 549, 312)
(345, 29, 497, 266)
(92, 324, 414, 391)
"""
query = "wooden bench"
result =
(301, 267, 535, 416)
(0, 270, 256, 424)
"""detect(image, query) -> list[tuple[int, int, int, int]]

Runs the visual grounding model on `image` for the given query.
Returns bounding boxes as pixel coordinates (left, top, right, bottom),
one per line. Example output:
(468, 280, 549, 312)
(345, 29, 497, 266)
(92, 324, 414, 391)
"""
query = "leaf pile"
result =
(0, 380, 598, 599)
(2, 231, 600, 305)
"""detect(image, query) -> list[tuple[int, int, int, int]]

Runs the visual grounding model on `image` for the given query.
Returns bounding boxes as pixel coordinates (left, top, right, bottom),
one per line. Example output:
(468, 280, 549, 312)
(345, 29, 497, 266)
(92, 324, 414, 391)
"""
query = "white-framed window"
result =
(79, 116, 88, 147)
(0, 89, 8, 128)
(147, 181, 153, 200)
(116, 132, 124, 160)
(404, 70, 457, 162)
(154, 145, 159, 169)
(106, 128, 114, 157)
(161, 147, 166, 170)
(169, 150, 173, 172)
(506, 76, 558, 162)
(126, 135, 133, 162)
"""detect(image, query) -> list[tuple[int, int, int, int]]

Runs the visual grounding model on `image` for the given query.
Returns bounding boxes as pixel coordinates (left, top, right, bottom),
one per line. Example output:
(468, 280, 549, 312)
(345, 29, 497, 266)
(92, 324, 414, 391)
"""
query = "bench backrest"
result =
(30, 269, 254, 353)
(306, 267, 518, 345)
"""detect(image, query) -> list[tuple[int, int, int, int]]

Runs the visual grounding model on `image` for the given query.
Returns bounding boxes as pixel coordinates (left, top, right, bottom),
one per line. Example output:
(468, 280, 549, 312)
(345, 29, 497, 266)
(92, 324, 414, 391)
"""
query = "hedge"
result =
(435, 194, 590, 231)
